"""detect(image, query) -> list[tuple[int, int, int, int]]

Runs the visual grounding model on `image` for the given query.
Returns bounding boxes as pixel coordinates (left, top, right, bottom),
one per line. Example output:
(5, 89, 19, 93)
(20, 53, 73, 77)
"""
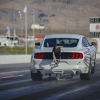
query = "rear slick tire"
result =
(31, 71, 42, 81)
(80, 61, 91, 80)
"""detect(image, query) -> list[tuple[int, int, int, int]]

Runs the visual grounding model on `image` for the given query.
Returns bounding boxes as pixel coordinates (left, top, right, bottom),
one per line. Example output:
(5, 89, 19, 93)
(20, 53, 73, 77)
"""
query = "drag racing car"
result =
(30, 34, 96, 80)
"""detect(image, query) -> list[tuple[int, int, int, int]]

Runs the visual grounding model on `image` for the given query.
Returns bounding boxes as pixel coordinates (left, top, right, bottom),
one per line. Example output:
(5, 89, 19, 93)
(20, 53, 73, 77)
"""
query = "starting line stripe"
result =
(0, 70, 30, 74)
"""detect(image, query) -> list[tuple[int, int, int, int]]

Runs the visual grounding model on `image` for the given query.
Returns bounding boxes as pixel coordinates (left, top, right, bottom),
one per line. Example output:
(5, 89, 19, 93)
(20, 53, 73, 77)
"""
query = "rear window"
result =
(44, 38, 79, 47)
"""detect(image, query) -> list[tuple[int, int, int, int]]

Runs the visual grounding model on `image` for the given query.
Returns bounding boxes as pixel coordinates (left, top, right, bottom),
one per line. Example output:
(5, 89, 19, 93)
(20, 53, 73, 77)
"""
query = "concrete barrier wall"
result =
(96, 54, 100, 59)
(0, 55, 31, 64)
(0, 54, 100, 65)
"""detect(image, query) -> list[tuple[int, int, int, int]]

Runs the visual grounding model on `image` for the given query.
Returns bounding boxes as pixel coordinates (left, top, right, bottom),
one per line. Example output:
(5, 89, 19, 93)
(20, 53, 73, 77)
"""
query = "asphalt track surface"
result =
(0, 59, 100, 100)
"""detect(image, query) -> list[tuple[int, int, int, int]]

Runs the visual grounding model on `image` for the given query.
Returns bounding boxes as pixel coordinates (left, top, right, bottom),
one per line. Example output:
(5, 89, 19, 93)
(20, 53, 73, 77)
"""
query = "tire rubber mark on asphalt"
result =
(0, 70, 30, 74)
(0, 74, 23, 79)
(44, 81, 100, 100)
(0, 79, 32, 87)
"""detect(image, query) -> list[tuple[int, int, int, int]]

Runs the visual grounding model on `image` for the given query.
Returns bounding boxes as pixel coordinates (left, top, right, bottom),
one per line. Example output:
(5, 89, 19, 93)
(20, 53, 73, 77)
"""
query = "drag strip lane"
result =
(11, 74, 100, 100)
(0, 79, 77, 100)
(0, 59, 100, 100)
(0, 70, 30, 74)
(0, 70, 29, 79)
(44, 80, 100, 100)
(1, 70, 100, 100)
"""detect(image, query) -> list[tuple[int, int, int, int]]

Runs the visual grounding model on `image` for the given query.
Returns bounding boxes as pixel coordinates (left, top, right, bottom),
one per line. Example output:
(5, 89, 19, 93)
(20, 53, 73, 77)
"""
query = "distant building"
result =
(31, 24, 45, 30)
(0, 36, 19, 47)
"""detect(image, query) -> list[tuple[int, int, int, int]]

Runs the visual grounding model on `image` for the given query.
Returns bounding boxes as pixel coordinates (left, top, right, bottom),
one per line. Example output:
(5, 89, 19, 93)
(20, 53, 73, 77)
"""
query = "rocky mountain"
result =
(0, 0, 100, 35)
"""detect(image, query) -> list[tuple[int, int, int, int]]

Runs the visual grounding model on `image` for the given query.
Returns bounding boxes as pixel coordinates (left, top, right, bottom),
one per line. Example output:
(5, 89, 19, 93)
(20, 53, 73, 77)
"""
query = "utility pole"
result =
(66, 0, 68, 34)
(13, 0, 16, 41)
(31, 8, 35, 48)
(18, 11, 22, 38)
(23, 5, 27, 54)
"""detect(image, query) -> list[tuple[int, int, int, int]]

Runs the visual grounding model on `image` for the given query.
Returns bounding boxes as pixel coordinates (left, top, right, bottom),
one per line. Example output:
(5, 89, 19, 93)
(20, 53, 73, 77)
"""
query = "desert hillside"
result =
(0, 0, 100, 36)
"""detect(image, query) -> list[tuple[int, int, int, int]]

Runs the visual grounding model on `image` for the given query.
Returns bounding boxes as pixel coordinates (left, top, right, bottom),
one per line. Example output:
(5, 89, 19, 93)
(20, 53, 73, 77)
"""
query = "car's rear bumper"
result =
(30, 60, 90, 75)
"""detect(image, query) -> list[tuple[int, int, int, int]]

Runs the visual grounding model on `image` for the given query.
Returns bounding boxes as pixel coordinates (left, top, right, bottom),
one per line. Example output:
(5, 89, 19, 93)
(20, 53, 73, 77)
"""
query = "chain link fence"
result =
(0, 29, 90, 55)
(0, 29, 90, 37)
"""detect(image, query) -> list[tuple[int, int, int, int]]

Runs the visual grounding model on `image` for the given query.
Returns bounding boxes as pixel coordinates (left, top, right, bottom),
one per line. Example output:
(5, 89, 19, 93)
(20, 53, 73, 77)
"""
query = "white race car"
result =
(30, 34, 96, 80)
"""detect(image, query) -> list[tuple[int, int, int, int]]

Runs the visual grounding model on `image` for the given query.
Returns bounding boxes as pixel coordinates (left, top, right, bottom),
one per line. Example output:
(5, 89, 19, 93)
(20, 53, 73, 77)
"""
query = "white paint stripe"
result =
(0, 75, 23, 79)
(0, 74, 78, 87)
(45, 81, 100, 100)
(57, 81, 100, 97)
(0, 79, 31, 87)
(0, 76, 53, 87)
(0, 80, 73, 100)
(58, 86, 89, 97)
(0, 70, 30, 74)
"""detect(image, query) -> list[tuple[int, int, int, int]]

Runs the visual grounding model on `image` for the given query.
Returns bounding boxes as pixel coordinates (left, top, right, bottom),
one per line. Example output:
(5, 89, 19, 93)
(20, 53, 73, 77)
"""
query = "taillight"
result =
(34, 53, 45, 59)
(72, 53, 83, 59)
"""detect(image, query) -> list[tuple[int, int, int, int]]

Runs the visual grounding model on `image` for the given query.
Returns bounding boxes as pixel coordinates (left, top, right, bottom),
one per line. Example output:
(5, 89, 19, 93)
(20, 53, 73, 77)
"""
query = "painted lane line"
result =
(0, 81, 74, 100)
(0, 76, 50, 87)
(0, 73, 14, 78)
(44, 81, 100, 100)
(0, 75, 54, 87)
(0, 70, 30, 74)
(0, 74, 79, 87)
(58, 85, 90, 97)
(0, 79, 32, 87)
(0, 75, 23, 79)
(0, 75, 55, 87)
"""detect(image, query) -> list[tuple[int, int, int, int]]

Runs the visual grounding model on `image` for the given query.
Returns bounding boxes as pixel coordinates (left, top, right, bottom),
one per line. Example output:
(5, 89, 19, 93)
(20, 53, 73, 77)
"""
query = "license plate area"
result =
(52, 69, 64, 74)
